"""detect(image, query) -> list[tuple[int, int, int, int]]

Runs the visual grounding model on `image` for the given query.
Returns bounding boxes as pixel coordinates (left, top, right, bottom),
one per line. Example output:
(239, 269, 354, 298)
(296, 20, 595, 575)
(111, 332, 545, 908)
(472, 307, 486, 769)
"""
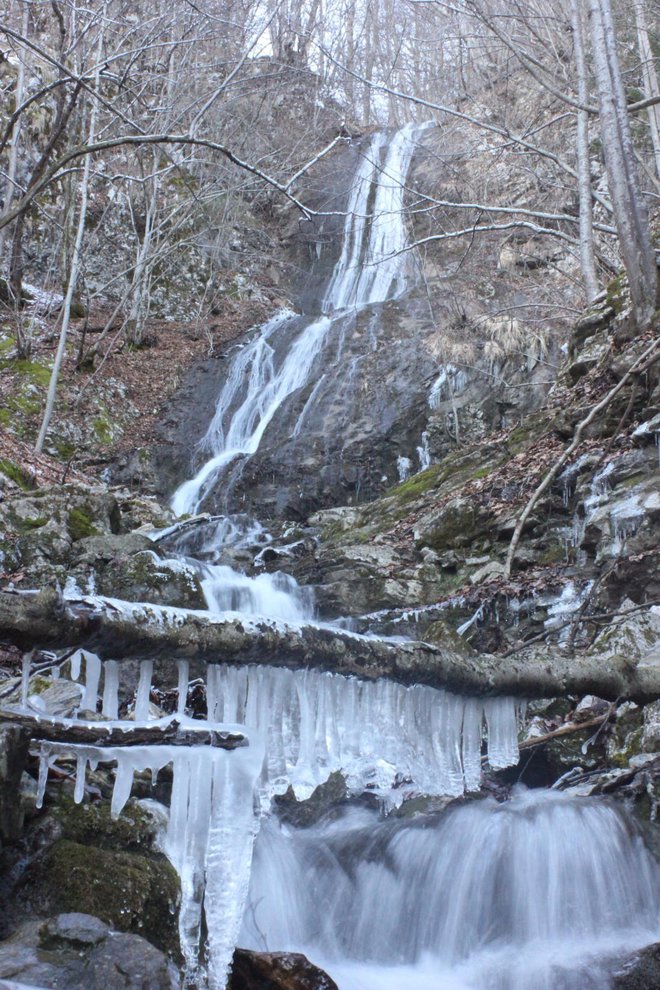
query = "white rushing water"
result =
(241, 791, 660, 990)
(171, 122, 426, 518)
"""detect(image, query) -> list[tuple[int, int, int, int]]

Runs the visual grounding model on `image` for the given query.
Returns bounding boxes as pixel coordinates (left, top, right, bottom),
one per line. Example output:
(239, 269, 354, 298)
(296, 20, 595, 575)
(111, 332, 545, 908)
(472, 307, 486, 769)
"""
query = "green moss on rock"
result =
(0, 458, 36, 490)
(35, 839, 180, 956)
(67, 507, 100, 541)
(54, 797, 158, 852)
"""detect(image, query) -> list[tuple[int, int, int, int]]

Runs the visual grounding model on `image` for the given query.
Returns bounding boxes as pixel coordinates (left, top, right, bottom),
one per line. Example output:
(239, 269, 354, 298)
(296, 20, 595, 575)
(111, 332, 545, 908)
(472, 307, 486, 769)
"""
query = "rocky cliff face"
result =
(144, 124, 578, 519)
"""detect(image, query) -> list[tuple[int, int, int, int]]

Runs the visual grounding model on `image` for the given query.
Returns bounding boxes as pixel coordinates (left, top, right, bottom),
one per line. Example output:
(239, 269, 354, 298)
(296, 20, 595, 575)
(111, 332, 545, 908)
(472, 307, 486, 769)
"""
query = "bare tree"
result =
(588, 0, 656, 328)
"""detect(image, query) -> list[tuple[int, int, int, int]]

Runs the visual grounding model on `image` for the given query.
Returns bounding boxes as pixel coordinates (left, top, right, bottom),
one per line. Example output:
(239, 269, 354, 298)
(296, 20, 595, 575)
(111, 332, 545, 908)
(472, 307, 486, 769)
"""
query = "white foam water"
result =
(241, 790, 660, 990)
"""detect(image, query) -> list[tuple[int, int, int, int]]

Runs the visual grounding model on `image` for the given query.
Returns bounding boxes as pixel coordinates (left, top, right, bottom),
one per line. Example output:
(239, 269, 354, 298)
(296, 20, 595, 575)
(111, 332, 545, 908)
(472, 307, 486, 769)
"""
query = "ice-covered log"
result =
(0, 708, 247, 748)
(1, 589, 659, 701)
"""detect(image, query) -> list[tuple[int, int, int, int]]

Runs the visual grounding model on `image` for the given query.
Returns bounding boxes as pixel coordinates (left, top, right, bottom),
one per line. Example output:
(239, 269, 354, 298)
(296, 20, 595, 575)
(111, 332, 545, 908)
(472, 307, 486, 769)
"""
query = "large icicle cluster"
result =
(207, 664, 521, 802)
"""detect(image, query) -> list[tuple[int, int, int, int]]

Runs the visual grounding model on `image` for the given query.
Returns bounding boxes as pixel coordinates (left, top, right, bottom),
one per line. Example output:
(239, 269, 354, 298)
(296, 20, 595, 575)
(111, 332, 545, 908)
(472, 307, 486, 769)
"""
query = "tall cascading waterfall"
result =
(169, 121, 425, 623)
(27, 124, 660, 990)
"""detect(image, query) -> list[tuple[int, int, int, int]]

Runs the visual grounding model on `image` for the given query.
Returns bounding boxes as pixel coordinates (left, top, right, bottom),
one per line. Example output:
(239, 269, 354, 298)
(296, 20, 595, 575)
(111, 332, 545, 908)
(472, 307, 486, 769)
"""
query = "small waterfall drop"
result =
(242, 792, 660, 990)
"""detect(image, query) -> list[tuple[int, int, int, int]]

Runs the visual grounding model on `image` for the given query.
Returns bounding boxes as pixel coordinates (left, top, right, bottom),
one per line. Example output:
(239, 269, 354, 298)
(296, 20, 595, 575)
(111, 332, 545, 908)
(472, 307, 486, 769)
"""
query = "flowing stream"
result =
(26, 124, 660, 990)
(242, 792, 660, 990)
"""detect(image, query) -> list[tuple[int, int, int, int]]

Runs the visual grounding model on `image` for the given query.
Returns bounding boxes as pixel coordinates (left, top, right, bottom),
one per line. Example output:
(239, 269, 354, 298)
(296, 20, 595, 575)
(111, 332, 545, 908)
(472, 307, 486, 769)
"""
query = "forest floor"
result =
(0, 292, 274, 486)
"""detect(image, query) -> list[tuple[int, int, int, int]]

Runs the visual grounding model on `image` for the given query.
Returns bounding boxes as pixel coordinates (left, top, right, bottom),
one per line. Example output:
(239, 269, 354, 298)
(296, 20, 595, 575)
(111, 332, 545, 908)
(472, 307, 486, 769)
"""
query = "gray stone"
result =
(0, 916, 178, 990)
(74, 932, 179, 990)
(612, 942, 660, 989)
(42, 913, 109, 947)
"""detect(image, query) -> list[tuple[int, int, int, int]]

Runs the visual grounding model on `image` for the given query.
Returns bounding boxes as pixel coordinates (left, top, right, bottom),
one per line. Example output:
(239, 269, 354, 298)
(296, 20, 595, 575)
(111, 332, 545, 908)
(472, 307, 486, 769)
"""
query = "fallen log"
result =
(0, 708, 247, 749)
(1, 588, 659, 702)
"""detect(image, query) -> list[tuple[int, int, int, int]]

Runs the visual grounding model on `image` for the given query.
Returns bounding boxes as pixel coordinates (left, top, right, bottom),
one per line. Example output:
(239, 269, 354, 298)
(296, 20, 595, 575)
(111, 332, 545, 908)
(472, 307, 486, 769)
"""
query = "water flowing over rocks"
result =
(1, 118, 659, 990)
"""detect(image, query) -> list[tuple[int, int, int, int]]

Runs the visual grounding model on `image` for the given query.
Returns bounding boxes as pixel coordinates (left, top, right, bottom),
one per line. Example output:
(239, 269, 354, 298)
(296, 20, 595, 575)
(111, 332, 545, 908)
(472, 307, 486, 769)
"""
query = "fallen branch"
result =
(0, 708, 247, 749)
(517, 713, 611, 750)
(1, 589, 659, 702)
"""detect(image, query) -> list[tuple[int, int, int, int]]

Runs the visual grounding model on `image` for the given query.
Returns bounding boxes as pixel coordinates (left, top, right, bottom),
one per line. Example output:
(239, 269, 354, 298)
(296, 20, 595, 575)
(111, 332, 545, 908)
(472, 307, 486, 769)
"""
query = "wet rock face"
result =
(143, 128, 562, 521)
(612, 942, 660, 989)
(230, 948, 338, 990)
(0, 914, 178, 990)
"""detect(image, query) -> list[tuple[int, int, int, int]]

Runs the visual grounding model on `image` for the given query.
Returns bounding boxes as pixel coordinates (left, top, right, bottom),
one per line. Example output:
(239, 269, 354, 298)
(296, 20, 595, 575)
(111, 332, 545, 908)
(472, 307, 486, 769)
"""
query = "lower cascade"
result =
(241, 793, 660, 990)
(29, 656, 522, 988)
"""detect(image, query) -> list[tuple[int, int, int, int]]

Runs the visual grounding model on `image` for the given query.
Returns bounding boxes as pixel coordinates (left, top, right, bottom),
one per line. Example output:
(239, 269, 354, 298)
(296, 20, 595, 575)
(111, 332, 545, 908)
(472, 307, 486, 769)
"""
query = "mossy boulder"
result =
(414, 496, 489, 553)
(52, 797, 160, 853)
(0, 486, 121, 582)
(20, 838, 180, 958)
(91, 547, 205, 609)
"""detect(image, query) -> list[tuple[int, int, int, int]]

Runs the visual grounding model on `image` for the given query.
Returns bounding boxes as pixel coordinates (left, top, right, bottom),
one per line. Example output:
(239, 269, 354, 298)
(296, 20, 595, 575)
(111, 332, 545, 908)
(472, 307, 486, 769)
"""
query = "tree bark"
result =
(588, 0, 656, 328)
(0, 710, 247, 748)
(571, 0, 599, 302)
(634, 0, 660, 179)
(1, 589, 658, 702)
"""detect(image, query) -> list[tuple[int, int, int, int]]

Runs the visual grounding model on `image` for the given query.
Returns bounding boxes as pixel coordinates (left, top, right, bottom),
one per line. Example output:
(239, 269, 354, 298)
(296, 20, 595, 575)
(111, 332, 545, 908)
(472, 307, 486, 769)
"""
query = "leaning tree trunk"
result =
(587, 0, 656, 328)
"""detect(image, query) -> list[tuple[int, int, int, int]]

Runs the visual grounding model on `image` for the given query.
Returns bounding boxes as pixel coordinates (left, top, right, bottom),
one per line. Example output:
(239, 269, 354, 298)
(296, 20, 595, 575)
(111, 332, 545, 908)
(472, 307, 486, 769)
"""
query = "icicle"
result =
(204, 745, 264, 990)
(20, 655, 31, 709)
(74, 753, 87, 803)
(484, 696, 519, 769)
(36, 745, 52, 808)
(134, 660, 153, 721)
(462, 698, 484, 792)
(70, 649, 82, 681)
(177, 659, 189, 718)
(81, 651, 102, 712)
(102, 660, 119, 719)
(209, 665, 520, 803)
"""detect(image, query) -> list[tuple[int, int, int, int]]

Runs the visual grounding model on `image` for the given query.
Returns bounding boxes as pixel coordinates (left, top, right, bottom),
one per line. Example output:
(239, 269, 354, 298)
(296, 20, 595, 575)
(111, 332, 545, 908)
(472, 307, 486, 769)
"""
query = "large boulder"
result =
(12, 799, 180, 958)
(612, 942, 660, 989)
(0, 914, 178, 990)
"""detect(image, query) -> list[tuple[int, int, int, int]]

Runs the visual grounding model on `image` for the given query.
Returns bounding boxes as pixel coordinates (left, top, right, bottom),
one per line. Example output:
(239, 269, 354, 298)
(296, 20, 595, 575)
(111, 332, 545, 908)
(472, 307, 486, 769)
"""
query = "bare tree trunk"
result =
(588, 0, 656, 328)
(35, 15, 104, 453)
(571, 0, 599, 302)
(634, 0, 660, 179)
(0, 0, 29, 265)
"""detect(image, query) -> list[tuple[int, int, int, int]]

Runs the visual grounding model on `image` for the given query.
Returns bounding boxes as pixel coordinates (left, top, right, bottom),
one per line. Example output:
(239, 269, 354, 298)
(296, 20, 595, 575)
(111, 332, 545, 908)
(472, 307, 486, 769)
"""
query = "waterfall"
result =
(29, 125, 659, 990)
(241, 792, 660, 990)
(171, 122, 425, 519)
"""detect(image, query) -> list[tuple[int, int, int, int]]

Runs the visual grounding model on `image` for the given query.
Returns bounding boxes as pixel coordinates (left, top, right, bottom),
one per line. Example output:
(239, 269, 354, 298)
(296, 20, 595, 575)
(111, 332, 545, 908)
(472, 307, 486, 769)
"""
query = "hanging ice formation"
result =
(26, 650, 521, 989)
